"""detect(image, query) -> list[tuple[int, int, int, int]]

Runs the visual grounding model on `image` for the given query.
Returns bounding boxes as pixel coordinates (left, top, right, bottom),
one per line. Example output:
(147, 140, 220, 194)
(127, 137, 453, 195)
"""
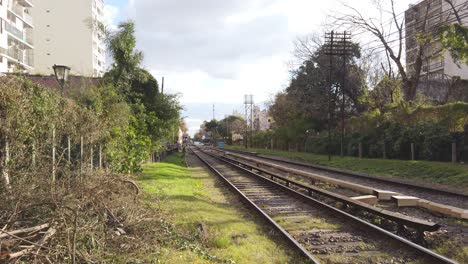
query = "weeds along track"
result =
(191, 147, 456, 264)
(222, 148, 468, 210)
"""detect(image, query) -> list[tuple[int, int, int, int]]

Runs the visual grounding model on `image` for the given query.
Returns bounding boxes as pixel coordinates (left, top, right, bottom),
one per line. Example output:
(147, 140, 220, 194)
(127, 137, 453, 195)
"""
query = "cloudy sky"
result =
(104, 0, 416, 135)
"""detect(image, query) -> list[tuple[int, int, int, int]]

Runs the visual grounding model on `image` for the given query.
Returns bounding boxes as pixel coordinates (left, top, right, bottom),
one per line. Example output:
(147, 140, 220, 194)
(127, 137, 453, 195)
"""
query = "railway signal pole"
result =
(324, 31, 353, 160)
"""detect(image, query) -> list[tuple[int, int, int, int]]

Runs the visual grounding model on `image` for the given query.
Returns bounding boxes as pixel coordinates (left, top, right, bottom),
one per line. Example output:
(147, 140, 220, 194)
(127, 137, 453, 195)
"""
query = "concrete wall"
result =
(32, 0, 96, 77)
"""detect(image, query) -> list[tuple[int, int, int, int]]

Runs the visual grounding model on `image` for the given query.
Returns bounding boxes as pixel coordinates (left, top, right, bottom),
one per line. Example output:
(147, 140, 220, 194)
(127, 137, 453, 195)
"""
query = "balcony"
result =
(5, 23, 34, 47)
(9, 4, 34, 28)
(16, 0, 33, 8)
(0, 46, 33, 68)
(422, 61, 444, 73)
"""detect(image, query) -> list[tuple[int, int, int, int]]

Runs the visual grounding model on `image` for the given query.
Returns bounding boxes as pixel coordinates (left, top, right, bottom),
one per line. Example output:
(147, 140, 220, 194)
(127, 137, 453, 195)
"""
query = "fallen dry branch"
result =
(7, 227, 56, 260)
(0, 224, 49, 239)
(0, 171, 167, 262)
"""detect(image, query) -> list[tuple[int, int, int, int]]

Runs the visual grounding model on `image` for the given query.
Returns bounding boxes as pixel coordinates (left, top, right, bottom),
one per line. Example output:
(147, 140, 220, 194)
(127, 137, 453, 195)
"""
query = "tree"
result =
(441, 0, 468, 64)
(286, 38, 366, 123)
(334, 0, 435, 101)
(104, 20, 182, 172)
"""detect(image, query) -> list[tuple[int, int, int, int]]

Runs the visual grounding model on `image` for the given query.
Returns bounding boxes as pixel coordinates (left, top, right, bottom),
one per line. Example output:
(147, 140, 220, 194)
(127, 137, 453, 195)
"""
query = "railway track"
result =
(190, 147, 457, 264)
(221, 148, 468, 210)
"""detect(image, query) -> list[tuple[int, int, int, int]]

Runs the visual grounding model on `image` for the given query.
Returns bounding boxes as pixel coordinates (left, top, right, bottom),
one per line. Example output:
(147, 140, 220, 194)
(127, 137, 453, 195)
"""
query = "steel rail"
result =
(197, 147, 458, 264)
(216, 152, 440, 232)
(223, 148, 468, 199)
(190, 148, 320, 263)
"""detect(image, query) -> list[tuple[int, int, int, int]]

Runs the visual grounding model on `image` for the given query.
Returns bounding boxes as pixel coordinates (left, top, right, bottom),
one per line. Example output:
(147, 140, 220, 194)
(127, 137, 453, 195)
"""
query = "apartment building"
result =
(253, 106, 271, 132)
(33, 0, 106, 77)
(405, 0, 468, 80)
(0, 0, 34, 73)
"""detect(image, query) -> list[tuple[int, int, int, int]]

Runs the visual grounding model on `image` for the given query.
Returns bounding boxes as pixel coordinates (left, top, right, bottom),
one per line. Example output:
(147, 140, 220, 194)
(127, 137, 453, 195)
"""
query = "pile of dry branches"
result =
(0, 172, 164, 263)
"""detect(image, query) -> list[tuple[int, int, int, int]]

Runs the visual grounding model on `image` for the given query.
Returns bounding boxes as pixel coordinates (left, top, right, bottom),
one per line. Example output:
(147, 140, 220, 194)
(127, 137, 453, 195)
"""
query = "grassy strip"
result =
(226, 146, 468, 191)
(138, 153, 305, 263)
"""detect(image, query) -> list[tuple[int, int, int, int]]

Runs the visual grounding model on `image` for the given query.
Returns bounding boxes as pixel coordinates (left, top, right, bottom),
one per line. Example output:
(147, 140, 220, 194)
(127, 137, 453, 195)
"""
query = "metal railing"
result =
(5, 47, 33, 67)
(9, 4, 33, 26)
(5, 23, 34, 46)
(5, 23, 23, 40)
(423, 61, 444, 72)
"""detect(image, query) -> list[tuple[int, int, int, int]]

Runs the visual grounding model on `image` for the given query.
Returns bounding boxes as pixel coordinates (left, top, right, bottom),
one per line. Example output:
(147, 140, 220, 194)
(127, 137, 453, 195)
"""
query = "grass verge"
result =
(226, 146, 468, 191)
(138, 152, 306, 263)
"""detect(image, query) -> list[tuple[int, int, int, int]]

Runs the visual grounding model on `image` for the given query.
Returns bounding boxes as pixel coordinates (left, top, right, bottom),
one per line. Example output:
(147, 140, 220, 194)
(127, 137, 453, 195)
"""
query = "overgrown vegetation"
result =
(226, 145, 468, 190)
(242, 0, 468, 163)
(0, 20, 183, 262)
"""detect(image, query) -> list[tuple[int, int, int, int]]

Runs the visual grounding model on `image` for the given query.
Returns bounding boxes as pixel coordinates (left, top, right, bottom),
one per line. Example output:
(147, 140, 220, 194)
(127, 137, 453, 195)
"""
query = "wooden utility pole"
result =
(325, 31, 334, 161)
(325, 31, 352, 159)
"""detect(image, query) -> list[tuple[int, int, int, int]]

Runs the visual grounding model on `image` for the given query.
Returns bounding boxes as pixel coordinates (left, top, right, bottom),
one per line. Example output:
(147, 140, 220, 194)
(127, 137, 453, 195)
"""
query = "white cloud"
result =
(103, 4, 120, 30)
(121, 0, 418, 135)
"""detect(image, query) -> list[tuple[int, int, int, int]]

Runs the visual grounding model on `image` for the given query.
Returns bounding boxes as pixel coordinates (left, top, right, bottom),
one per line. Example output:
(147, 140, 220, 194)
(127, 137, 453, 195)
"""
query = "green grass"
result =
(226, 146, 468, 191)
(138, 153, 307, 263)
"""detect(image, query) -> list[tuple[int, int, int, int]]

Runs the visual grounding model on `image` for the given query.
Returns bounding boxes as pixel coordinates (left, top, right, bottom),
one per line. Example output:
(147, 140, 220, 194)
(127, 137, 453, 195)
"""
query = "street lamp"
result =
(52, 64, 71, 96)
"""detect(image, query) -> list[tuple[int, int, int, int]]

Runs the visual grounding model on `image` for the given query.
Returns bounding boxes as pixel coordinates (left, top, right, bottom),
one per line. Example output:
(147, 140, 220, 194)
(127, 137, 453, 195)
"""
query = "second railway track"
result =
(190, 147, 456, 264)
(221, 148, 468, 210)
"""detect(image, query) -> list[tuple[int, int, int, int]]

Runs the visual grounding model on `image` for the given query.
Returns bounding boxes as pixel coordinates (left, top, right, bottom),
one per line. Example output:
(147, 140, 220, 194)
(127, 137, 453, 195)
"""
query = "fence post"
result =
(382, 141, 386, 159)
(411, 143, 415, 161)
(358, 142, 363, 158)
(452, 142, 457, 163)
(32, 139, 36, 168)
(80, 136, 83, 173)
(2, 136, 11, 189)
(67, 135, 71, 164)
(52, 127, 56, 182)
(90, 145, 94, 170)
(99, 144, 102, 169)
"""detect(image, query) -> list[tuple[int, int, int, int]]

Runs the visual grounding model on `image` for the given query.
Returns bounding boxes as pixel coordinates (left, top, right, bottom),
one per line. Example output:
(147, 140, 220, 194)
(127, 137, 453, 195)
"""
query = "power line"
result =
(357, 1, 468, 49)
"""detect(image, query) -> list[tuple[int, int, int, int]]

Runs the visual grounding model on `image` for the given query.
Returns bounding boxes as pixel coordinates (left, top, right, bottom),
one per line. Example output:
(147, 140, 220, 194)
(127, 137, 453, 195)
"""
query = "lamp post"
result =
(52, 64, 71, 96)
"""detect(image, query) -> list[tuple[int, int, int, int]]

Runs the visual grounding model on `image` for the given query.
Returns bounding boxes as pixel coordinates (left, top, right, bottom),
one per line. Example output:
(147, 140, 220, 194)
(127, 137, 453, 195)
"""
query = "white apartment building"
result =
(33, 0, 106, 77)
(405, 0, 468, 80)
(253, 106, 271, 132)
(0, 0, 34, 73)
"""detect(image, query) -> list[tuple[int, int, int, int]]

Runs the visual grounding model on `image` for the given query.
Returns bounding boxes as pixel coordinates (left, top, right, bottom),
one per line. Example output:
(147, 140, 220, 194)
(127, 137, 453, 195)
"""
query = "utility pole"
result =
(325, 31, 334, 162)
(244, 95, 254, 149)
(161, 77, 164, 94)
(325, 31, 352, 159)
(213, 104, 215, 120)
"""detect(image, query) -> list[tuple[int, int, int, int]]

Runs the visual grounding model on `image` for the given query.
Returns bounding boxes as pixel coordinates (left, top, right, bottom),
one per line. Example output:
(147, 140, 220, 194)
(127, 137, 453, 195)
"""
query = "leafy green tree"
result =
(441, 0, 468, 64)
(441, 24, 468, 64)
(103, 21, 182, 173)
